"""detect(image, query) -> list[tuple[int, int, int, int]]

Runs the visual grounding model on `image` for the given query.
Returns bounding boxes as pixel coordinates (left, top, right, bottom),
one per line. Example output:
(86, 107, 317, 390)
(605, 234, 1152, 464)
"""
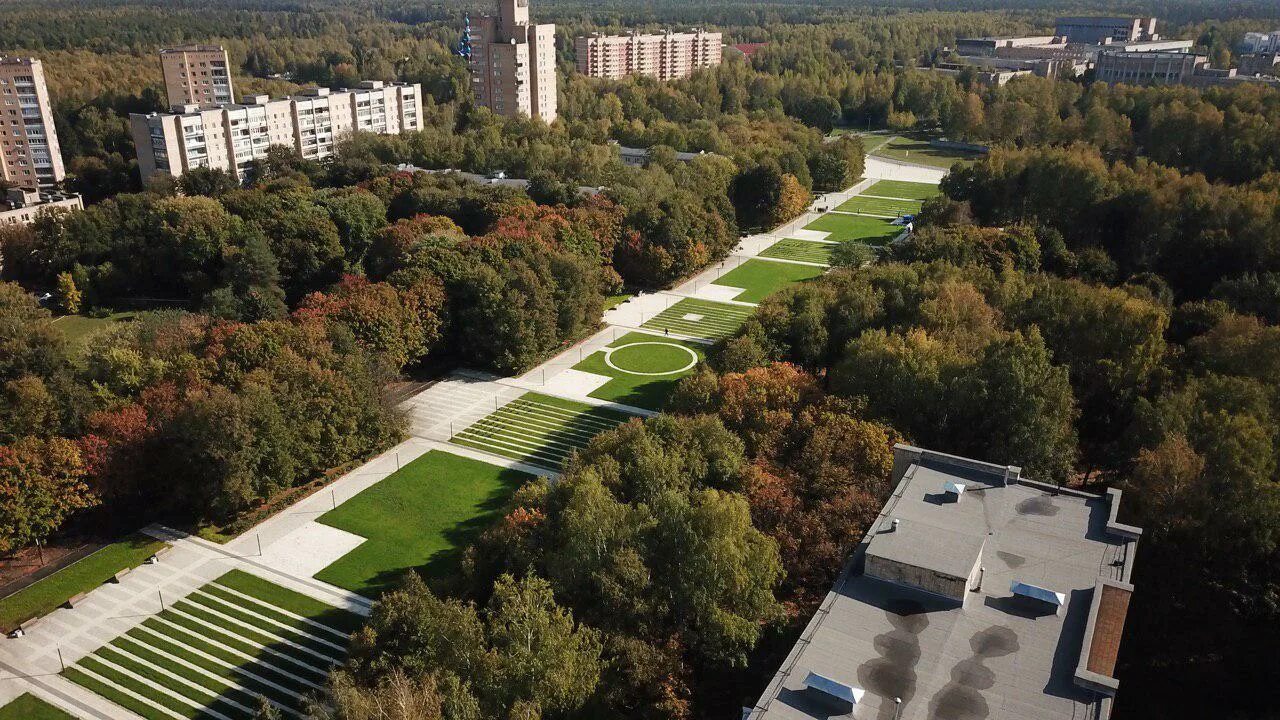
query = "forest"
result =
(3, 0, 1280, 718)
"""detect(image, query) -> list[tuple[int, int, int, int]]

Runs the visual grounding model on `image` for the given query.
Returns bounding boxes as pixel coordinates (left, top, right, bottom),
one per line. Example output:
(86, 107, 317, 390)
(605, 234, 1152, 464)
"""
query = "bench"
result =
(64, 591, 89, 608)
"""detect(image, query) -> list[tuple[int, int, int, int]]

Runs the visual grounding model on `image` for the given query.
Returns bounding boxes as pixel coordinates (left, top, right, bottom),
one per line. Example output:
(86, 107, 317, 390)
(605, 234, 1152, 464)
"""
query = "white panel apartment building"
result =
(160, 45, 236, 108)
(131, 81, 422, 182)
(468, 0, 558, 121)
(0, 56, 66, 187)
(575, 30, 722, 80)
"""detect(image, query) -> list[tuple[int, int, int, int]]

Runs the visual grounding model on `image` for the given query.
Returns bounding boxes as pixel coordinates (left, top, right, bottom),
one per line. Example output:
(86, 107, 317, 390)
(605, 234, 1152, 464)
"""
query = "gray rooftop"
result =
(747, 444, 1140, 720)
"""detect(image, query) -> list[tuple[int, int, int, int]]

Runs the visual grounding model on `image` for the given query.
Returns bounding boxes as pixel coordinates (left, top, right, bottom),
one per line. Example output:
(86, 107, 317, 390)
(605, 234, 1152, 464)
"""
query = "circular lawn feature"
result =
(604, 342, 699, 376)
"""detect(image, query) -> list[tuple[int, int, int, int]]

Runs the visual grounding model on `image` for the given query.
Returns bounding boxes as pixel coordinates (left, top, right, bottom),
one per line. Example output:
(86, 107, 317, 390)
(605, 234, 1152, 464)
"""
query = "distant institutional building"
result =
(1055, 16, 1160, 44)
(1241, 30, 1280, 54)
(0, 186, 82, 226)
(575, 30, 722, 80)
(467, 0, 558, 121)
(130, 82, 423, 182)
(747, 444, 1143, 720)
(160, 45, 235, 108)
(0, 56, 65, 187)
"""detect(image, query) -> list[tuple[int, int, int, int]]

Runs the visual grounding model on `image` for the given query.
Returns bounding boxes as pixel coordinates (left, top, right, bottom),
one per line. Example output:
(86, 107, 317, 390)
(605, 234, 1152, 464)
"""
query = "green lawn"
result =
(51, 312, 138, 346)
(641, 298, 755, 341)
(870, 135, 982, 169)
(572, 331, 705, 410)
(0, 534, 167, 632)
(603, 293, 634, 311)
(0, 694, 75, 720)
(864, 179, 941, 201)
(63, 569, 359, 720)
(712, 259, 825, 303)
(452, 392, 635, 471)
(801, 213, 903, 245)
(759, 238, 835, 265)
(835, 195, 922, 217)
(315, 451, 533, 596)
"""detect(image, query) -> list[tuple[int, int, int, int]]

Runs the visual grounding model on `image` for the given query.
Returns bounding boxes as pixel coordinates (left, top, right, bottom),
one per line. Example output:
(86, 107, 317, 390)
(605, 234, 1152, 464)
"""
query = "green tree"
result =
(55, 272, 81, 314)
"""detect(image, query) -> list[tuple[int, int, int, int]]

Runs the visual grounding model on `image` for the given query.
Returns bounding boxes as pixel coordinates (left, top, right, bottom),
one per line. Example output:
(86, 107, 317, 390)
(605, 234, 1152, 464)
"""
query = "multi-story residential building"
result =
(575, 30, 722, 81)
(130, 81, 422, 182)
(1241, 30, 1280, 54)
(1055, 16, 1159, 44)
(467, 0, 558, 121)
(747, 444, 1143, 720)
(0, 56, 66, 187)
(160, 45, 236, 108)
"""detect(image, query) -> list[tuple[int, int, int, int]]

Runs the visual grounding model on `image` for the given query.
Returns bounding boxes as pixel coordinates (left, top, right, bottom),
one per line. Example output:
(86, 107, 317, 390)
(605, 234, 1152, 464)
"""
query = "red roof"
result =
(732, 43, 767, 57)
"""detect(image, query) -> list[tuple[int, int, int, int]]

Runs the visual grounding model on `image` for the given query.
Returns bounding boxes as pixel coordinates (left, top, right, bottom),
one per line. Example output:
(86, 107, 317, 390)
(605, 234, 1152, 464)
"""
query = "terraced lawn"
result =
(640, 297, 756, 341)
(759, 238, 836, 265)
(835, 195, 922, 217)
(712, 259, 825, 304)
(801, 213, 903, 245)
(572, 331, 705, 410)
(864, 179, 941, 201)
(315, 451, 533, 597)
(451, 392, 635, 471)
(0, 694, 76, 720)
(63, 569, 361, 720)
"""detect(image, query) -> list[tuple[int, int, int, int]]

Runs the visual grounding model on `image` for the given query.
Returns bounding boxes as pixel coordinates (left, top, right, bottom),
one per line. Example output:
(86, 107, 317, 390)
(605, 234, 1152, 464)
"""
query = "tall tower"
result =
(159, 45, 235, 109)
(0, 56, 66, 187)
(469, 0, 558, 122)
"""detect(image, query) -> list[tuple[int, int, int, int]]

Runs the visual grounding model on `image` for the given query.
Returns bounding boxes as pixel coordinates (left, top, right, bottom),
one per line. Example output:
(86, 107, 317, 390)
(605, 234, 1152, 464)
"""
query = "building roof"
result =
(747, 445, 1141, 720)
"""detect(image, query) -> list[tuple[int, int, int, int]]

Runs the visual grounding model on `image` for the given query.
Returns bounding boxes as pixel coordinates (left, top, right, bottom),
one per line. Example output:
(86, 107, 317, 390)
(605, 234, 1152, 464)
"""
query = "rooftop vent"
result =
(802, 671, 864, 705)
(1011, 580, 1066, 609)
(944, 480, 966, 499)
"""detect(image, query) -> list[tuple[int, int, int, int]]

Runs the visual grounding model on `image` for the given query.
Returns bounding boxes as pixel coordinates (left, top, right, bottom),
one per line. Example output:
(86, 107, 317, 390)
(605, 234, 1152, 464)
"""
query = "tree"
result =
(0, 437, 96, 553)
(179, 167, 238, 198)
(296, 275, 443, 370)
(55, 272, 81, 314)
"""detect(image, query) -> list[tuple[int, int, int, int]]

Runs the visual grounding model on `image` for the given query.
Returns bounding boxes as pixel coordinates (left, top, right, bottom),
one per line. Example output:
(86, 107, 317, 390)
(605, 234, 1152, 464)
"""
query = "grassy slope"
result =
(870, 135, 981, 169)
(314, 451, 533, 596)
(802, 213, 902, 245)
(572, 331, 705, 410)
(712, 259, 824, 303)
(864, 179, 941, 201)
(0, 534, 167, 631)
(0, 694, 76, 720)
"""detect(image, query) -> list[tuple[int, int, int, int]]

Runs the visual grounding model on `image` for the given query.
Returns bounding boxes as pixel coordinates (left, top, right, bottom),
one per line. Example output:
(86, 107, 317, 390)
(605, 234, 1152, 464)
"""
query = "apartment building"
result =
(160, 45, 236, 108)
(0, 56, 66, 187)
(131, 81, 422, 182)
(1055, 16, 1159, 44)
(575, 30, 722, 81)
(468, 0, 558, 121)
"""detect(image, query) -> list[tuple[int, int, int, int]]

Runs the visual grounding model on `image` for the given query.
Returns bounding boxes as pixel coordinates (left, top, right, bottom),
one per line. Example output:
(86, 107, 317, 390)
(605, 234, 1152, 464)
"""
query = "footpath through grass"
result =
(315, 451, 533, 596)
(864, 179, 940, 201)
(63, 569, 361, 720)
(572, 331, 705, 410)
(0, 694, 76, 720)
(451, 392, 635, 471)
(0, 534, 167, 632)
(801, 213, 902, 245)
(712, 259, 825, 303)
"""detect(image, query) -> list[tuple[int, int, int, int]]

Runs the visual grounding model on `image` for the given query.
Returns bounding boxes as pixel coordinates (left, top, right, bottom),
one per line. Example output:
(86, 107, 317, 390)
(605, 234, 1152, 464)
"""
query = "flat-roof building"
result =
(1241, 30, 1280, 54)
(1055, 16, 1159, 44)
(747, 444, 1142, 720)
(0, 186, 82, 226)
(130, 82, 422, 182)
(575, 30, 722, 81)
(468, 0, 558, 121)
(160, 45, 235, 108)
(0, 56, 65, 187)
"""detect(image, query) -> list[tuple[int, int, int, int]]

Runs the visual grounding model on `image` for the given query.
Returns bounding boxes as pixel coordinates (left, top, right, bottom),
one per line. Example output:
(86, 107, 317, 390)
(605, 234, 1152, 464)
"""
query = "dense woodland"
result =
(3, 0, 1280, 718)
